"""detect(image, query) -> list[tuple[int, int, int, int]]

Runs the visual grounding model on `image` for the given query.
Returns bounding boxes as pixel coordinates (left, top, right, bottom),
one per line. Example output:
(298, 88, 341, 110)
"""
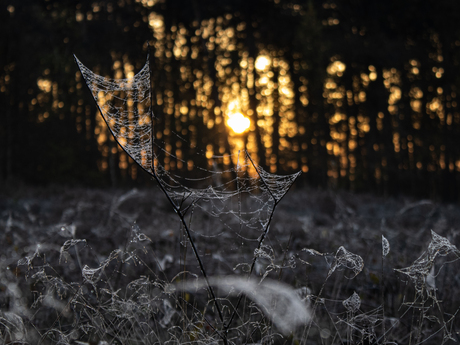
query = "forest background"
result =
(2, 0, 460, 201)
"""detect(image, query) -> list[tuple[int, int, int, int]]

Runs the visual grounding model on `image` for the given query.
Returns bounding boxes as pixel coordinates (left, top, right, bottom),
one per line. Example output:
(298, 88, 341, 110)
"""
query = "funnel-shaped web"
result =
(75, 55, 301, 225)
(395, 230, 460, 293)
(76, 54, 303, 336)
(75, 56, 153, 173)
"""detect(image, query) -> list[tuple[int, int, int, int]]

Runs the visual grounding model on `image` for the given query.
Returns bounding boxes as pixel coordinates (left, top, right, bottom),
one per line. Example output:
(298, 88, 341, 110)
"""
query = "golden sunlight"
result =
(255, 55, 271, 72)
(327, 60, 346, 76)
(227, 112, 250, 134)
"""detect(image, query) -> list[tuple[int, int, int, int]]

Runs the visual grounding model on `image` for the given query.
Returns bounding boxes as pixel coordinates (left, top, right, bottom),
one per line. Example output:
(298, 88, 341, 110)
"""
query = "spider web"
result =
(75, 56, 153, 172)
(75, 55, 301, 274)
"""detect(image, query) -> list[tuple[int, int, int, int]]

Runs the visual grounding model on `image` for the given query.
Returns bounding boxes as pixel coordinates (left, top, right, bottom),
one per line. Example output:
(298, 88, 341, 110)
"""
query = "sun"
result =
(227, 112, 251, 134)
(255, 55, 271, 72)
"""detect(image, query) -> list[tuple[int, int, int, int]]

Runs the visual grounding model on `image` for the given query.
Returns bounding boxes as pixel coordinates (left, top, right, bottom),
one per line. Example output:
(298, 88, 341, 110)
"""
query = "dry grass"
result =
(1, 184, 460, 344)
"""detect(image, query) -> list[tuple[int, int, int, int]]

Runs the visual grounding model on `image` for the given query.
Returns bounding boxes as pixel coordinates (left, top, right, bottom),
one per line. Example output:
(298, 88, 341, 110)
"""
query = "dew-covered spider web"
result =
(75, 56, 153, 172)
(75, 54, 301, 276)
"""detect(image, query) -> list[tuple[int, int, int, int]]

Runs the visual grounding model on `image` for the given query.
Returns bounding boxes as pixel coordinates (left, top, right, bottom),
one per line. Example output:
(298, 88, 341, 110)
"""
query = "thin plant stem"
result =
(224, 151, 300, 336)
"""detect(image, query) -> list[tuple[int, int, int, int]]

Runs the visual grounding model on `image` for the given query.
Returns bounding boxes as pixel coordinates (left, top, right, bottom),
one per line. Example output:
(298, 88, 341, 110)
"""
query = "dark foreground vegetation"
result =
(1, 184, 460, 344)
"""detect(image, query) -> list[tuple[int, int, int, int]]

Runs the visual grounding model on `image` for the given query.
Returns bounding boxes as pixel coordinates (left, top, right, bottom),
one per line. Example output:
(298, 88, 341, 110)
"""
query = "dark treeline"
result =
(2, 0, 460, 201)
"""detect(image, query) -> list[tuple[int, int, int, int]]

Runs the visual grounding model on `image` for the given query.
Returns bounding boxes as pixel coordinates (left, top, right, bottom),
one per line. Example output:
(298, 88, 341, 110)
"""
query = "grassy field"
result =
(1, 184, 460, 344)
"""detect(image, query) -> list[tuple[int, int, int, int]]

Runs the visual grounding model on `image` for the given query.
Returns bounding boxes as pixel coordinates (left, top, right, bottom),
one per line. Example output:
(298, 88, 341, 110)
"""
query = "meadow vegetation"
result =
(1, 183, 460, 344)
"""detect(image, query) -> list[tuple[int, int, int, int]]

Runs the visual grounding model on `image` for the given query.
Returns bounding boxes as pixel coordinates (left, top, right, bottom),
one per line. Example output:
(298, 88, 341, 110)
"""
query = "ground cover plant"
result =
(2, 54, 460, 344)
(2, 185, 460, 344)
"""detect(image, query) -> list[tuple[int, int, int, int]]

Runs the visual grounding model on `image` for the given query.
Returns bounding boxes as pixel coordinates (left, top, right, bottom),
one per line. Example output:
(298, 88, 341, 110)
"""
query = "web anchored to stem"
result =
(75, 52, 302, 340)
